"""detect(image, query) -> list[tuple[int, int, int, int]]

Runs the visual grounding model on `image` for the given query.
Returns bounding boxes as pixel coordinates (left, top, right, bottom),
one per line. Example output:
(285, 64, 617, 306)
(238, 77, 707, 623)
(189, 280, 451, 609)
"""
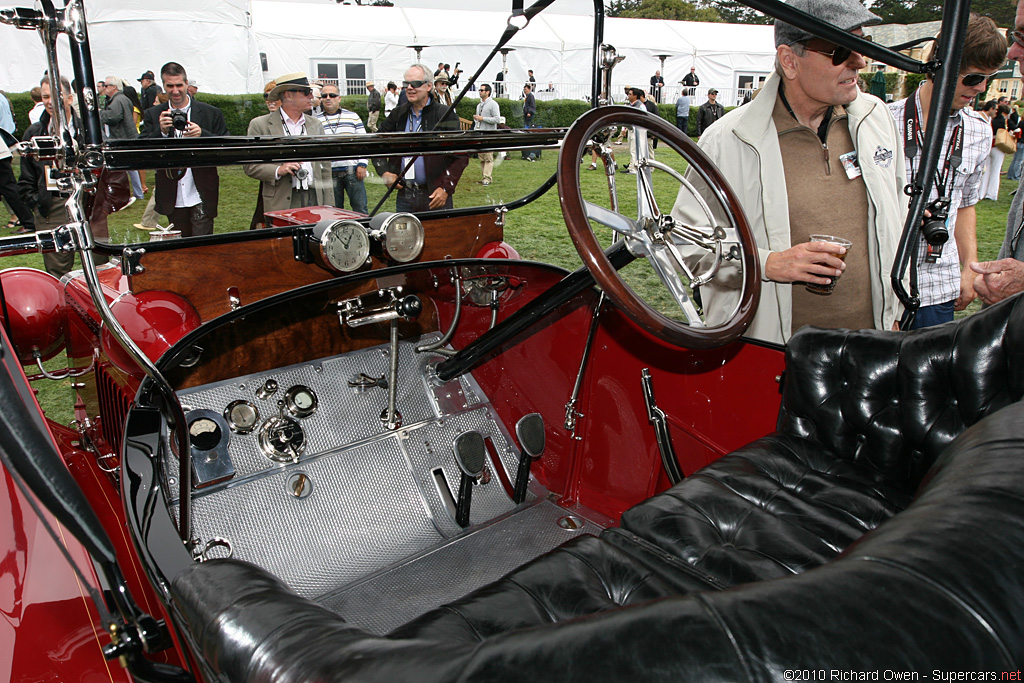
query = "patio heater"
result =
(499, 47, 515, 96)
(408, 45, 429, 63)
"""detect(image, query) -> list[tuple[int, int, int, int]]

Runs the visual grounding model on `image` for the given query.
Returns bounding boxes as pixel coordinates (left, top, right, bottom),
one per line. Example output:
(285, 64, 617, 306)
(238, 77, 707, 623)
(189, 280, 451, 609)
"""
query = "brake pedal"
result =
(453, 431, 486, 527)
(513, 413, 545, 504)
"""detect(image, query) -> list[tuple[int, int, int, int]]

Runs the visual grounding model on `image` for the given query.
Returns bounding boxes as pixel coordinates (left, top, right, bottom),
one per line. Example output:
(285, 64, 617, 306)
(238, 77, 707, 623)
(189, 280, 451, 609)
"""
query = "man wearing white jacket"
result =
(672, 0, 906, 344)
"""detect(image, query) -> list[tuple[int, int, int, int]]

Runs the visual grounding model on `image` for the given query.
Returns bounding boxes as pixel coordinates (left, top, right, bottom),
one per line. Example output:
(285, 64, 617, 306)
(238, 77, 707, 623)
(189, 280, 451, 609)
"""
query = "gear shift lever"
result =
(453, 431, 486, 527)
(513, 413, 545, 504)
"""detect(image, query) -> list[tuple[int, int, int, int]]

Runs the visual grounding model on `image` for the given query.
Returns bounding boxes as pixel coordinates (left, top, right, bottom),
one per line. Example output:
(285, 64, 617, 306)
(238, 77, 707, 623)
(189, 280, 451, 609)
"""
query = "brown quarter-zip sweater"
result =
(772, 93, 873, 333)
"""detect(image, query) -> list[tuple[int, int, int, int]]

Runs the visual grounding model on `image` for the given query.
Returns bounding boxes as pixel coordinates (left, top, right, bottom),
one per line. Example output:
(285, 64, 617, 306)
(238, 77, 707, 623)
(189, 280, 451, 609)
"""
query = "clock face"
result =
(321, 220, 370, 273)
(384, 214, 424, 263)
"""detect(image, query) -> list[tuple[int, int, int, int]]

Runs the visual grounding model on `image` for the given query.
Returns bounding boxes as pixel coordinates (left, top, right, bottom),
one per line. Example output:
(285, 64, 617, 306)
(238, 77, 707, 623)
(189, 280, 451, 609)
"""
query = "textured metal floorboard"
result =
(172, 336, 541, 598)
(316, 500, 603, 635)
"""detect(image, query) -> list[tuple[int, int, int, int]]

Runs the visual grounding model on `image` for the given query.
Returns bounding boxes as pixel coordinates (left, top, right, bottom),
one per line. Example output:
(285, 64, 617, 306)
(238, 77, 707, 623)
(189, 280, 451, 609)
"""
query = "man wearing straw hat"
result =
(244, 73, 332, 214)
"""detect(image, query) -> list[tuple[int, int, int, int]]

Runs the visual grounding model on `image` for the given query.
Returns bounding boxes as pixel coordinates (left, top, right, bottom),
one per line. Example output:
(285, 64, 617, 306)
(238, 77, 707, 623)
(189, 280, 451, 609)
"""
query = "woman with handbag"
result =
(982, 102, 1010, 201)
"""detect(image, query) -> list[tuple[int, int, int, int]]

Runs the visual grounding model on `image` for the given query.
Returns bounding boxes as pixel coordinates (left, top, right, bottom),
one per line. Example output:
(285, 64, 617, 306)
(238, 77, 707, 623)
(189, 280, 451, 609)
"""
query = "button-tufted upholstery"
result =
(169, 295, 1024, 680)
(619, 294, 1024, 587)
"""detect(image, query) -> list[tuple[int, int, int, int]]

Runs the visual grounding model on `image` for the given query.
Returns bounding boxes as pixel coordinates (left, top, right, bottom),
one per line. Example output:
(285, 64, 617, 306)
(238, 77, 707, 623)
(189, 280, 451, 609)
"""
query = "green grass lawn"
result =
(2, 145, 1020, 426)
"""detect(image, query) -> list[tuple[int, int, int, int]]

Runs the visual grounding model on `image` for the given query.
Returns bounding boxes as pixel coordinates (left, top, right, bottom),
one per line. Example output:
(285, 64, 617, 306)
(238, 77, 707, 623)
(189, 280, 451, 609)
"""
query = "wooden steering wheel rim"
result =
(556, 105, 761, 349)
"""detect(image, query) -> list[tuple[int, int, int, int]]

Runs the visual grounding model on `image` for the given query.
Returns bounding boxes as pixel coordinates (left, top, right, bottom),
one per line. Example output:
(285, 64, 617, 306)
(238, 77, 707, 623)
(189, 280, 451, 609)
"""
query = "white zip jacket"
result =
(672, 71, 907, 345)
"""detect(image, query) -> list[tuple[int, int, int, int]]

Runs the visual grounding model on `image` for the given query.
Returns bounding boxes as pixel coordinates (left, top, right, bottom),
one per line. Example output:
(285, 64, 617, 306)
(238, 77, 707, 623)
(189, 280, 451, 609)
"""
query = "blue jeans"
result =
(675, 116, 689, 135)
(909, 300, 955, 329)
(1007, 143, 1024, 182)
(332, 168, 368, 215)
(128, 170, 144, 199)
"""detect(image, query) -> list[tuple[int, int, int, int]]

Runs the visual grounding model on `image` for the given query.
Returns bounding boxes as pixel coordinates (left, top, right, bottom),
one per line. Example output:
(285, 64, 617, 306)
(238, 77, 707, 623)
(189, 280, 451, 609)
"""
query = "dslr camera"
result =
(921, 196, 950, 263)
(294, 167, 310, 182)
(170, 109, 189, 132)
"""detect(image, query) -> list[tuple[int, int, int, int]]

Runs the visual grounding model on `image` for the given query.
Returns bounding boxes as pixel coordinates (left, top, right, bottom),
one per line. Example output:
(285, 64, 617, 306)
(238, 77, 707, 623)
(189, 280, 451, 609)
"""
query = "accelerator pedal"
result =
(453, 431, 486, 527)
(513, 413, 545, 504)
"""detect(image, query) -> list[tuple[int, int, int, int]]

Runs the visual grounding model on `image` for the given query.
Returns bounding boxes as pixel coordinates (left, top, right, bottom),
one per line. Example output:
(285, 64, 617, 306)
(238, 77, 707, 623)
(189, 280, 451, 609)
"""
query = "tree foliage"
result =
(859, 0, 1013, 26)
(608, 0, 721, 22)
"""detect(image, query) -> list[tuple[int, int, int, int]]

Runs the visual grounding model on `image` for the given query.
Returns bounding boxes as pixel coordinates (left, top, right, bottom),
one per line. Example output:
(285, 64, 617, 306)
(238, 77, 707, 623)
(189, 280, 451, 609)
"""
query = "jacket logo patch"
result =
(873, 146, 893, 168)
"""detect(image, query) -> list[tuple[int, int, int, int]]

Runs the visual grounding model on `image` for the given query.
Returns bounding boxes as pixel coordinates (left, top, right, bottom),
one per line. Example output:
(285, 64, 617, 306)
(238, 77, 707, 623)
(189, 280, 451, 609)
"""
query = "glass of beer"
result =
(806, 234, 852, 295)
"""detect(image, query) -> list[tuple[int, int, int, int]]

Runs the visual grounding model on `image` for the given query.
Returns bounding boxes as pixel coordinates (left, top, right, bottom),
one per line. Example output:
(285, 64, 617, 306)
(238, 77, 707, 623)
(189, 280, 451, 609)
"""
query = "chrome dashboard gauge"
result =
(312, 219, 371, 273)
(284, 385, 318, 418)
(224, 400, 260, 434)
(369, 212, 425, 263)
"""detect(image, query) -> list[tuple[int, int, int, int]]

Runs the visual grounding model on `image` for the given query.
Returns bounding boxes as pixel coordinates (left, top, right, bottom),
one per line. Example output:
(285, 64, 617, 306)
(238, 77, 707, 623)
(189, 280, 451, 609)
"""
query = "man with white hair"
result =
(672, 0, 906, 344)
(99, 76, 136, 140)
(376, 64, 467, 212)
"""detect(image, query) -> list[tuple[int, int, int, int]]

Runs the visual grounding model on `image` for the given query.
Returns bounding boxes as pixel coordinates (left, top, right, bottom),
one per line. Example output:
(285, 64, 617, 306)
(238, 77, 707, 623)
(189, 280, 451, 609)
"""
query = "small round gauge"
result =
(369, 212, 425, 263)
(284, 385, 318, 418)
(188, 417, 222, 451)
(381, 213, 424, 263)
(314, 219, 370, 273)
(224, 400, 260, 434)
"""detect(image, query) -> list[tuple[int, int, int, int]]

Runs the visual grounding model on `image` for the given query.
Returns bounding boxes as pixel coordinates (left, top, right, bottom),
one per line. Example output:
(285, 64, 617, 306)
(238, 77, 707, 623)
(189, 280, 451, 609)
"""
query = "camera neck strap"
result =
(904, 93, 963, 198)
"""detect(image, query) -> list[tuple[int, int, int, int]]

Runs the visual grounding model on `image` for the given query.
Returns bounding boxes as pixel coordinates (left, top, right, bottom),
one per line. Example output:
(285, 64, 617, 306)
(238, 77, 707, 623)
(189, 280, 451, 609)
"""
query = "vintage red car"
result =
(0, 0, 1022, 680)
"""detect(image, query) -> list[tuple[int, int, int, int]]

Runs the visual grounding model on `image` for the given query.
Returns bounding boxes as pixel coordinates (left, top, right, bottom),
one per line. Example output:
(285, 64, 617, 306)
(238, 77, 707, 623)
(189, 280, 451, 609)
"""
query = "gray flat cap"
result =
(774, 0, 881, 47)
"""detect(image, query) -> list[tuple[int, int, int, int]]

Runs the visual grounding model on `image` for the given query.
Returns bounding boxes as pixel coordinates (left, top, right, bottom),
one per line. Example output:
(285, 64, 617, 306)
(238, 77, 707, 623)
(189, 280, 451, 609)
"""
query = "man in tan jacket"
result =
(244, 73, 332, 214)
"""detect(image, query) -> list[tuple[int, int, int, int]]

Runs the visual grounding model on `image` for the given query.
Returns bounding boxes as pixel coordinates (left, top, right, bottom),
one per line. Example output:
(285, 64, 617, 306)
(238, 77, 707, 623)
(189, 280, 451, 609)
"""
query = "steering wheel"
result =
(557, 105, 760, 349)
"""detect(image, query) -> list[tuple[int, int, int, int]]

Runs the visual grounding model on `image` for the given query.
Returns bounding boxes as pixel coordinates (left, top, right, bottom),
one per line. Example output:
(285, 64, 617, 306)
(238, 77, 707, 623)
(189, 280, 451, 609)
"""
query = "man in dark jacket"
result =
(366, 80, 382, 132)
(99, 77, 136, 141)
(141, 62, 228, 237)
(375, 64, 467, 212)
(697, 88, 725, 135)
(138, 70, 162, 111)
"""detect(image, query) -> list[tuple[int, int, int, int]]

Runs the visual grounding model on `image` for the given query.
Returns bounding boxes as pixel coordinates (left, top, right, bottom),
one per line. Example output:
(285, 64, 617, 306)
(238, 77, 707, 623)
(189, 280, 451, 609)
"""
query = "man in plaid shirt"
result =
(888, 13, 1006, 328)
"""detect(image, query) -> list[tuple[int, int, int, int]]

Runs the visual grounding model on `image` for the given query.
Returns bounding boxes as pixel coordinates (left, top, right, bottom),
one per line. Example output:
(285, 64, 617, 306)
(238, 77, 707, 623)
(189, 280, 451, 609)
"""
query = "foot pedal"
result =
(453, 431, 486, 527)
(513, 413, 545, 504)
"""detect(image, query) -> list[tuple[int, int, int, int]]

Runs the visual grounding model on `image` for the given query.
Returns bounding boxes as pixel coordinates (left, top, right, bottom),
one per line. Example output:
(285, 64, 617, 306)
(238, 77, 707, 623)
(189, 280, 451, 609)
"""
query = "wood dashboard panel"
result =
(130, 213, 502, 321)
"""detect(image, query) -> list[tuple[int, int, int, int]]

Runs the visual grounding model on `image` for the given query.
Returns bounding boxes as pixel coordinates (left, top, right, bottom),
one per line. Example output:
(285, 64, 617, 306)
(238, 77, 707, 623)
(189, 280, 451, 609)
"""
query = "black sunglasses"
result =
(403, 80, 428, 89)
(1008, 29, 1024, 50)
(288, 87, 313, 96)
(322, 93, 340, 98)
(802, 34, 873, 66)
(961, 72, 996, 87)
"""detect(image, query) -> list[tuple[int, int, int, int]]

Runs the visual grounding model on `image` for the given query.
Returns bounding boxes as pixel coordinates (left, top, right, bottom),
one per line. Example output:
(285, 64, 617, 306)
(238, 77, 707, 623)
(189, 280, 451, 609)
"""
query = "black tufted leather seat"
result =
(620, 295, 1024, 587)
(169, 295, 1024, 680)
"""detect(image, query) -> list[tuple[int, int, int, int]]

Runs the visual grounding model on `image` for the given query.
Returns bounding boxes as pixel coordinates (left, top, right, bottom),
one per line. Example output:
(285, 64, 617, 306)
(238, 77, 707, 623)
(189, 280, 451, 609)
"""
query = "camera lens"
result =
(295, 167, 310, 181)
(921, 217, 948, 246)
(171, 109, 188, 131)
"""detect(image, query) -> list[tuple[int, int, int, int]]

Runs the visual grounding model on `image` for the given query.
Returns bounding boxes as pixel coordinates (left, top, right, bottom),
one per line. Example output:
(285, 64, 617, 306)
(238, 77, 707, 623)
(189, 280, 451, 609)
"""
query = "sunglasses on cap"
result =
(801, 34, 873, 66)
(960, 72, 996, 87)
(322, 93, 340, 98)
(403, 80, 429, 89)
(1008, 28, 1024, 50)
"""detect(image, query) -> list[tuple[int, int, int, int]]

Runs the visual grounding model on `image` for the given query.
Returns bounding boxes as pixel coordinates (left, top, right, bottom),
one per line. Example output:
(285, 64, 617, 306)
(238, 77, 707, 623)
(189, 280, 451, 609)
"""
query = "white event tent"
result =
(1, 0, 776, 105)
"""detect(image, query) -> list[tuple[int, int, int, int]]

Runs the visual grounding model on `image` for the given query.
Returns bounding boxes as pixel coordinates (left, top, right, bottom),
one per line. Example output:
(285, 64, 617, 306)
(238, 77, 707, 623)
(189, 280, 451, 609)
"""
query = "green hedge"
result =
(3, 91, 36, 140)
(4, 89, 715, 139)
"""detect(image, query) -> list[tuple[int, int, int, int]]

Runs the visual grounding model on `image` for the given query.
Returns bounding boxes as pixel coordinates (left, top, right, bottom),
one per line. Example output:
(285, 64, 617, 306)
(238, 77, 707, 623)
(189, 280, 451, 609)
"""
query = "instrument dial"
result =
(369, 212, 425, 263)
(382, 213, 424, 263)
(284, 385, 318, 418)
(314, 220, 370, 273)
(224, 400, 260, 434)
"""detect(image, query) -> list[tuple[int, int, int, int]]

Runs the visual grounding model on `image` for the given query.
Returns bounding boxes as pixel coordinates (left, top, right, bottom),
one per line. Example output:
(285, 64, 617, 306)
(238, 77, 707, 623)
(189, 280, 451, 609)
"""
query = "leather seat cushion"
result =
(389, 532, 719, 641)
(619, 432, 914, 587)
